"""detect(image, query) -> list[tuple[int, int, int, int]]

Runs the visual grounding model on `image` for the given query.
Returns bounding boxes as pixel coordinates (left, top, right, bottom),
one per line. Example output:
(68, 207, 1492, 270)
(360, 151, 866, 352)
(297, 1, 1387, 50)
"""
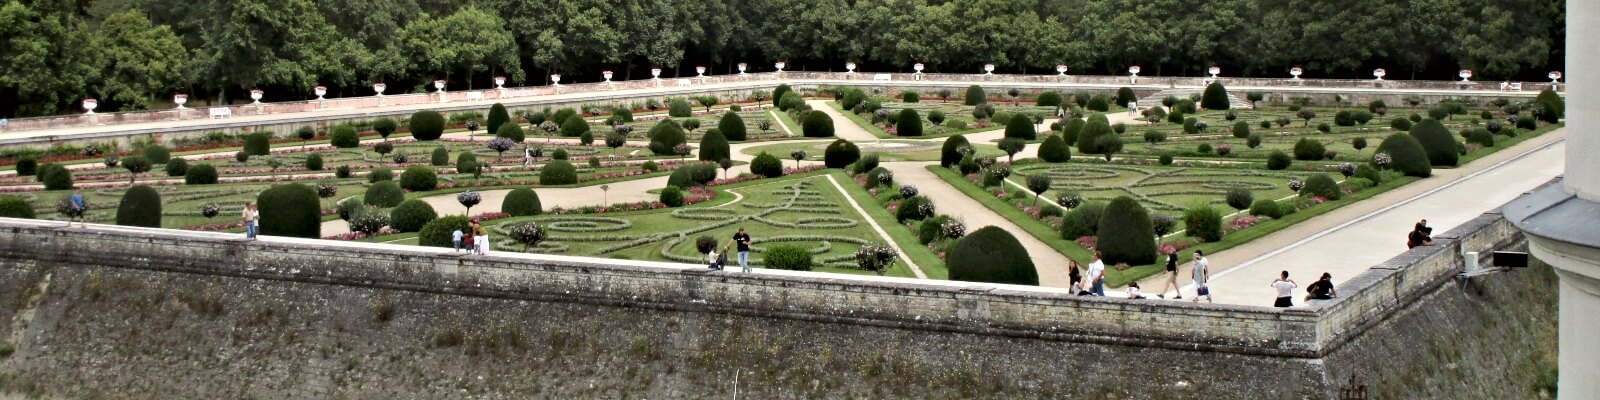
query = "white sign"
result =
(873, 74, 892, 81)
(209, 108, 233, 119)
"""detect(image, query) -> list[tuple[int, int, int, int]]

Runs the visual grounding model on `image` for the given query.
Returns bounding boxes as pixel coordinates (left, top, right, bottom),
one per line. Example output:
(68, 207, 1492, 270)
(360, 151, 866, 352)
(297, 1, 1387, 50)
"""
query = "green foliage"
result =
(329, 124, 360, 148)
(1535, 88, 1563, 123)
(824, 139, 861, 169)
(1334, 110, 1355, 126)
(1183, 205, 1224, 243)
(419, 216, 472, 248)
(772, 84, 794, 108)
(1060, 201, 1106, 239)
(0, 196, 34, 219)
(896, 195, 935, 223)
(364, 181, 405, 207)
(539, 160, 578, 185)
(1003, 113, 1036, 140)
(165, 157, 189, 176)
(495, 122, 525, 142)
(243, 132, 271, 156)
(667, 163, 717, 188)
(718, 111, 748, 141)
(551, 108, 579, 126)
(1226, 188, 1254, 211)
(335, 165, 351, 179)
(1075, 119, 1113, 155)
(1143, 130, 1167, 144)
(257, 184, 321, 239)
(409, 111, 445, 141)
(559, 116, 590, 138)
(431, 147, 449, 166)
(1159, 153, 1174, 165)
(648, 119, 688, 156)
(1408, 119, 1460, 167)
(372, 118, 398, 139)
(698, 129, 730, 161)
(750, 152, 784, 178)
(1036, 91, 1063, 107)
(115, 185, 162, 227)
(1200, 81, 1230, 110)
(184, 164, 216, 185)
(502, 188, 542, 216)
(916, 215, 952, 245)
(400, 166, 438, 191)
(853, 153, 881, 174)
(486, 103, 511, 134)
(1250, 199, 1285, 219)
(1061, 118, 1086, 144)
(1038, 135, 1071, 163)
(1390, 117, 1412, 131)
(1267, 151, 1292, 170)
(779, 92, 805, 111)
(368, 167, 394, 183)
(1293, 138, 1327, 161)
(1096, 197, 1157, 265)
(802, 110, 835, 137)
(963, 85, 986, 105)
(941, 135, 970, 168)
(949, 226, 1037, 285)
(1301, 173, 1341, 200)
(763, 244, 814, 271)
(1085, 95, 1109, 112)
(1183, 117, 1200, 134)
(455, 152, 479, 175)
(1232, 121, 1250, 138)
(1116, 87, 1137, 106)
(389, 199, 437, 232)
(14, 157, 36, 177)
(659, 185, 685, 207)
(896, 108, 924, 137)
(668, 98, 693, 117)
(1375, 133, 1433, 177)
(142, 145, 171, 164)
(1466, 128, 1496, 147)
(901, 90, 920, 103)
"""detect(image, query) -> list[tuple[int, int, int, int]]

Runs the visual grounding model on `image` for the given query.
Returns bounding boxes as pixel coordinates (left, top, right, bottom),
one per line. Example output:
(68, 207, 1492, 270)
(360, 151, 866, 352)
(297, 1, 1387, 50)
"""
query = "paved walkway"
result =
(1136, 129, 1567, 306)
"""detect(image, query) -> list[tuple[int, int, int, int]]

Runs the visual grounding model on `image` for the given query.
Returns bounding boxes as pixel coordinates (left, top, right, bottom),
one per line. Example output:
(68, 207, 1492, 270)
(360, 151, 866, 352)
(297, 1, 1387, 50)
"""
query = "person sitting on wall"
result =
(1407, 219, 1435, 248)
(1126, 281, 1145, 300)
(1306, 272, 1337, 301)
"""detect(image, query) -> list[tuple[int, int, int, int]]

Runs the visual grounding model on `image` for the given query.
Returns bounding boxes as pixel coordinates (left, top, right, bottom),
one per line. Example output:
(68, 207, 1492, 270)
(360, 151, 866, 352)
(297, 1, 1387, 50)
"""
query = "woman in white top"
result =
(1271, 270, 1298, 307)
(1191, 250, 1211, 303)
(1126, 282, 1145, 299)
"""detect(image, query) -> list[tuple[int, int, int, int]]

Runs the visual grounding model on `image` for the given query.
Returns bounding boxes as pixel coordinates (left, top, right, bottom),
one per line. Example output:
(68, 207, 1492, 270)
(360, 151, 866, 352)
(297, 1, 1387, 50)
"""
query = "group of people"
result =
(706, 227, 753, 272)
(451, 220, 491, 255)
(1069, 246, 1340, 308)
(1407, 219, 1435, 248)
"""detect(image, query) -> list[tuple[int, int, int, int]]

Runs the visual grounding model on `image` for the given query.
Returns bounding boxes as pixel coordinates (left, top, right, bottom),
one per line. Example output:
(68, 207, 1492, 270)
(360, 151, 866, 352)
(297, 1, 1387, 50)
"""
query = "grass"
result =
(739, 140, 1004, 163)
(829, 169, 949, 279)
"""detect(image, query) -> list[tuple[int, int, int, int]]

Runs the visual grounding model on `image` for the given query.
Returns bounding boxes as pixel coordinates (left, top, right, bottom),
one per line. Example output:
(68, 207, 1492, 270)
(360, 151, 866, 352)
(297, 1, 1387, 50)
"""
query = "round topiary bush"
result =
(142, 145, 171, 164)
(1301, 173, 1341, 200)
(257, 183, 322, 238)
(1226, 188, 1254, 211)
(1250, 199, 1285, 218)
(1116, 87, 1138, 106)
(941, 135, 970, 168)
(718, 112, 748, 141)
(1085, 95, 1110, 112)
(802, 110, 835, 138)
(495, 122, 525, 142)
(243, 132, 272, 156)
(698, 129, 729, 161)
(896, 195, 935, 223)
(1003, 112, 1036, 140)
(1201, 81, 1230, 110)
(1037, 91, 1063, 107)
(335, 165, 351, 178)
(540, 160, 578, 185)
(963, 85, 986, 105)
(750, 152, 783, 178)
(1267, 151, 1292, 170)
(1293, 138, 1326, 161)
(364, 181, 404, 207)
(1408, 118, 1460, 167)
(668, 98, 693, 117)
(115, 185, 162, 228)
(1096, 196, 1157, 265)
(37, 163, 71, 190)
(896, 108, 923, 137)
(824, 139, 861, 169)
(400, 166, 438, 191)
(0, 195, 34, 219)
(165, 158, 189, 177)
(409, 111, 446, 141)
(949, 226, 1037, 285)
(502, 187, 542, 216)
(763, 244, 813, 271)
(1061, 118, 1086, 144)
(329, 124, 360, 148)
(1183, 205, 1224, 243)
(15, 156, 37, 177)
(1075, 119, 1113, 155)
(659, 185, 685, 207)
(183, 163, 217, 185)
(388, 199, 437, 232)
(1374, 133, 1433, 177)
(559, 116, 590, 138)
(296, 153, 320, 171)
(648, 119, 688, 156)
(372, 118, 398, 140)
(368, 167, 394, 183)
(419, 216, 472, 248)
(1467, 128, 1496, 147)
(430, 147, 450, 166)
(1059, 201, 1106, 239)
(1232, 121, 1251, 139)
(1038, 135, 1072, 163)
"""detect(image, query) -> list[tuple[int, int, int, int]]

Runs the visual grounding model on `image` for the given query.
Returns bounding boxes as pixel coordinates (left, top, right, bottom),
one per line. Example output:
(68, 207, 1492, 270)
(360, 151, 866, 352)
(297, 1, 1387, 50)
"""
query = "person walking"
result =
(1087, 251, 1106, 296)
(1156, 247, 1181, 299)
(66, 189, 87, 228)
(451, 228, 464, 253)
(471, 220, 489, 255)
(731, 227, 752, 273)
(241, 202, 259, 239)
(1272, 270, 1298, 307)
(522, 145, 534, 167)
(1191, 250, 1212, 303)
(1306, 272, 1337, 301)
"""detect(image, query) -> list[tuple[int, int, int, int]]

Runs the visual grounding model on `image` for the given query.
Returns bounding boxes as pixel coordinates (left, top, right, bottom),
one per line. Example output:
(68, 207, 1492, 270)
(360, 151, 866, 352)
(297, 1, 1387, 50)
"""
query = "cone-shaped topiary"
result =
(1183, 205, 1224, 243)
(400, 166, 438, 191)
(1201, 82, 1230, 110)
(802, 110, 835, 137)
(1003, 112, 1037, 140)
(142, 145, 171, 164)
(1408, 118, 1460, 167)
(502, 187, 542, 216)
(540, 160, 578, 185)
(258, 183, 321, 238)
(751, 152, 784, 178)
(963, 85, 986, 105)
(1076, 119, 1113, 155)
(389, 199, 437, 232)
(364, 181, 404, 207)
(1096, 196, 1157, 265)
(1038, 135, 1072, 163)
(949, 226, 1037, 285)
(1293, 138, 1327, 161)
(1301, 173, 1341, 200)
(896, 108, 923, 137)
(1037, 91, 1063, 107)
(718, 111, 748, 141)
(115, 185, 162, 228)
(1535, 88, 1563, 122)
(772, 84, 793, 108)
(495, 122, 525, 142)
(243, 132, 271, 156)
(698, 129, 730, 161)
(486, 103, 511, 134)
(824, 139, 861, 169)
(941, 135, 970, 168)
(0, 195, 34, 219)
(1375, 132, 1432, 177)
(419, 216, 471, 248)
(409, 111, 445, 141)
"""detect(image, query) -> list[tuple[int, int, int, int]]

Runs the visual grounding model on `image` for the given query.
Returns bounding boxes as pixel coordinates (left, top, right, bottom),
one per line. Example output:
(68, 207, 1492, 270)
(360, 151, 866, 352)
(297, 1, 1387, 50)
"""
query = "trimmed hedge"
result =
(648, 119, 688, 156)
(824, 139, 861, 169)
(718, 112, 748, 141)
(115, 185, 162, 228)
(165, 158, 189, 177)
(419, 216, 471, 248)
(667, 163, 717, 188)
(1085, 95, 1109, 112)
(364, 181, 405, 207)
(368, 167, 394, 183)
(1293, 138, 1326, 161)
(1201, 81, 1230, 110)
(142, 145, 171, 164)
(486, 103, 511, 134)
(668, 98, 693, 117)
(698, 129, 730, 161)
(802, 110, 835, 137)
(503, 187, 542, 216)
(1301, 173, 1341, 200)
(1183, 205, 1224, 243)
(963, 85, 986, 105)
(1059, 201, 1106, 239)
(389, 199, 437, 232)
(1003, 113, 1036, 140)
(39, 163, 72, 190)
(949, 226, 1037, 285)
(551, 108, 578, 126)
(751, 152, 784, 178)
(302, 153, 323, 171)
(243, 132, 271, 156)
(1061, 118, 1086, 144)
(772, 84, 793, 108)
(1267, 151, 1292, 170)
(659, 185, 685, 207)
(764, 244, 814, 271)
(941, 135, 970, 168)
(539, 160, 578, 185)
(896, 108, 924, 137)
(184, 164, 217, 185)
(400, 166, 438, 191)
(431, 147, 450, 166)
(1096, 196, 1157, 265)
(896, 195, 935, 223)
(1038, 135, 1071, 163)
(1408, 118, 1460, 167)
(1232, 121, 1250, 138)
(330, 124, 360, 148)
(559, 116, 590, 138)
(409, 111, 445, 141)
(1037, 91, 1063, 107)
(0, 196, 34, 219)
(1249, 199, 1285, 219)
(258, 183, 322, 238)
(495, 122, 525, 142)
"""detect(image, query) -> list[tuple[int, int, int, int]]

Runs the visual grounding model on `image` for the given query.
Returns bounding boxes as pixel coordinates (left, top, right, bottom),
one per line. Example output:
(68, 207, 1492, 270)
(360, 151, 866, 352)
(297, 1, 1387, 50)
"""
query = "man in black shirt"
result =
(732, 227, 752, 273)
(1156, 247, 1181, 299)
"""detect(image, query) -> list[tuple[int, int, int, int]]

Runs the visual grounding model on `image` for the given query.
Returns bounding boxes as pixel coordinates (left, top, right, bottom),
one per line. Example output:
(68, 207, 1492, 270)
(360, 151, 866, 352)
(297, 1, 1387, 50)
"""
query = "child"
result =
(1127, 282, 1145, 300)
(707, 247, 721, 270)
(451, 228, 464, 252)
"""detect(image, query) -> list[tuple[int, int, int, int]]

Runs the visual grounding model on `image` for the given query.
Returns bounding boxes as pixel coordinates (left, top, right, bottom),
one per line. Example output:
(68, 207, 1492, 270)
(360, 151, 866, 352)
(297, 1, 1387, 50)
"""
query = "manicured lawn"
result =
(739, 140, 1004, 163)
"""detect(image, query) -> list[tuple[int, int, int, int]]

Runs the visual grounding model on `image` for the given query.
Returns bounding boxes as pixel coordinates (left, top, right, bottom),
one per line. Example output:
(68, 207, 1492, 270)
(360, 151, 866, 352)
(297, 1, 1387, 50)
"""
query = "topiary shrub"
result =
(1246, 198, 1284, 219)
(901, 91, 920, 103)
(499, 187, 542, 216)
(1075, 119, 1113, 155)
(335, 165, 351, 178)
(666, 163, 717, 188)
(668, 98, 693, 117)
(409, 111, 445, 141)
(1408, 118, 1460, 167)
(15, 156, 37, 177)
(948, 226, 1037, 285)
(915, 215, 951, 244)
(1200, 81, 1230, 110)
(1096, 197, 1157, 265)
(257, 183, 321, 238)
(1267, 150, 1292, 170)
(778, 92, 804, 112)
(1535, 88, 1563, 123)
(165, 158, 189, 177)
(1231, 121, 1251, 139)
(1061, 118, 1086, 144)
(0, 195, 34, 219)
(36, 163, 71, 190)
(1037, 91, 1063, 107)
(1038, 135, 1071, 163)
(371, 117, 398, 140)
(941, 135, 970, 168)
(419, 216, 472, 248)
(295, 153, 320, 171)
(1085, 95, 1109, 112)
(763, 244, 813, 271)
(550, 108, 578, 126)
(539, 160, 578, 185)
(895, 108, 924, 137)
(824, 140, 860, 169)
(114, 185, 162, 227)
(802, 110, 835, 137)
(243, 132, 271, 156)
(559, 116, 590, 138)
(495, 122, 525, 143)
(1003, 113, 1036, 140)
(1116, 87, 1137, 106)
(184, 164, 217, 185)
(1301, 173, 1341, 200)
(368, 167, 394, 183)
(659, 185, 685, 207)
(771, 84, 793, 108)
(487, 103, 511, 134)
(717, 112, 748, 141)
(698, 129, 730, 161)
(142, 145, 171, 164)
(1226, 188, 1254, 212)
(963, 85, 986, 105)
(1334, 110, 1356, 126)
(1374, 133, 1432, 177)
(896, 195, 935, 223)
(750, 152, 783, 178)
(428, 147, 449, 166)
(327, 124, 360, 148)
(363, 181, 405, 207)
(1183, 205, 1224, 243)
(1466, 128, 1495, 147)
(1060, 201, 1106, 239)
(1293, 138, 1326, 161)
(648, 119, 688, 156)
(400, 166, 438, 191)
(389, 199, 437, 232)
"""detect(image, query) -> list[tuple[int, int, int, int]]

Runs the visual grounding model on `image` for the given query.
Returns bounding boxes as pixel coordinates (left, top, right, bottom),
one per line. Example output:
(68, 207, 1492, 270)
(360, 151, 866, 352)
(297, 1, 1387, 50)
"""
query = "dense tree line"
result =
(0, 0, 1564, 117)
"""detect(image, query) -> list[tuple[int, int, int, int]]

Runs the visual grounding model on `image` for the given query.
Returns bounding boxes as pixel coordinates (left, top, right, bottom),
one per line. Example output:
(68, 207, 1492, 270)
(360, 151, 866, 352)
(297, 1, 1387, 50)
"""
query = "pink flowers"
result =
(1076, 235, 1097, 249)
(1225, 216, 1261, 233)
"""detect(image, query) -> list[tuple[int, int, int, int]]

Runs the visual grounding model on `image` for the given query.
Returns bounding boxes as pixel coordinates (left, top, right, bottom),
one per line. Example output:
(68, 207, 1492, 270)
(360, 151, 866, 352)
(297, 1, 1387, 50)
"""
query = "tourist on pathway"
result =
(1407, 219, 1435, 248)
(471, 220, 489, 255)
(523, 145, 534, 167)
(731, 227, 752, 273)
(1156, 247, 1181, 299)
(451, 228, 464, 253)
(241, 202, 259, 240)
(66, 189, 87, 228)
(1087, 252, 1106, 296)
(1306, 272, 1337, 301)
(1126, 281, 1145, 300)
(1272, 271, 1298, 307)
(1191, 250, 1212, 303)
(1068, 260, 1083, 295)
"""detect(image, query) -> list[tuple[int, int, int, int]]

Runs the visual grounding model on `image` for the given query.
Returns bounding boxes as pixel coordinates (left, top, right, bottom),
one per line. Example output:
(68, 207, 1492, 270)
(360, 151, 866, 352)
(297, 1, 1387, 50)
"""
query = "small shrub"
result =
(243, 132, 271, 156)
(364, 181, 405, 207)
(1037, 91, 1062, 107)
(1249, 199, 1284, 219)
(750, 152, 783, 178)
(540, 160, 578, 185)
(330, 124, 360, 148)
(389, 199, 437, 232)
(1232, 121, 1250, 138)
(419, 216, 472, 248)
(948, 226, 1037, 285)
(1374, 133, 1432, 177)
(896, 195, 935, 223)
(853, 153, 881, 174)
(368, 167, 394, 183)
(824, 139, 861, 169)
(502, 188, 542, 216)
(142, 145, 171, 164)
(400, 166, 438, 191)
(1159, 153, 1174, 165)
(941, 135, 969, 168)
(409, 111, 445, 141)
(764, 244, 814, 271)
(659, 185, 685, 207)
(184, 164, 217, 185)
(1301, 173, 1341, 200)
(1059, 201, 1105, 239)
(1183, 205, 1224, 242)
(668, 98, 693, 117)
(963, 85, 986, 105)
(14, 157, 36, 176)
(165, 158, 189, 177)
(115, 185, 162, 227)
(1267, 151, 1292, 170)
(0, 196, 34, 219)
(1038, 135, 1072, 163)
(1293, 138, 1326, 161)
(802, 111, 835, 138)
(1003, 113, 1036, 140)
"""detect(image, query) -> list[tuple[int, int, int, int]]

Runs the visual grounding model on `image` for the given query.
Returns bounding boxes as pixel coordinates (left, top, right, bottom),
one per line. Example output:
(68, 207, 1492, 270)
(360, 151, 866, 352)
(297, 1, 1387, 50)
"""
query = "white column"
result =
(1552, 1, 1600, 398)
(1569, 0, 1600, 202)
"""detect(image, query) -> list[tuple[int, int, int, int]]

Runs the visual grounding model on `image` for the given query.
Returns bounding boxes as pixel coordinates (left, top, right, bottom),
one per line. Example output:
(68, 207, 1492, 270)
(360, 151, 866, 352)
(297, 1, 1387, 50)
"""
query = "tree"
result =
(296, 126, 316, 148)
(396, 6, 522, 87)
(1200, 81, 1230, 110)
(457, 191, 482, 216)
(1095, 134, 1123, 161)
(998, 138, 1026, 163)
(1097, 197, 1157, 265)
(948, 227, 1037, 285)
(486, 137, 516, 161)
(508, 222, 547, 251)
(1246, 92, 1264, 108)
(790, 150, 806, 168)
(1297, 110, 1317, 127)
(1025, 174, 1051, 207)
(696, 95, 718, 111)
